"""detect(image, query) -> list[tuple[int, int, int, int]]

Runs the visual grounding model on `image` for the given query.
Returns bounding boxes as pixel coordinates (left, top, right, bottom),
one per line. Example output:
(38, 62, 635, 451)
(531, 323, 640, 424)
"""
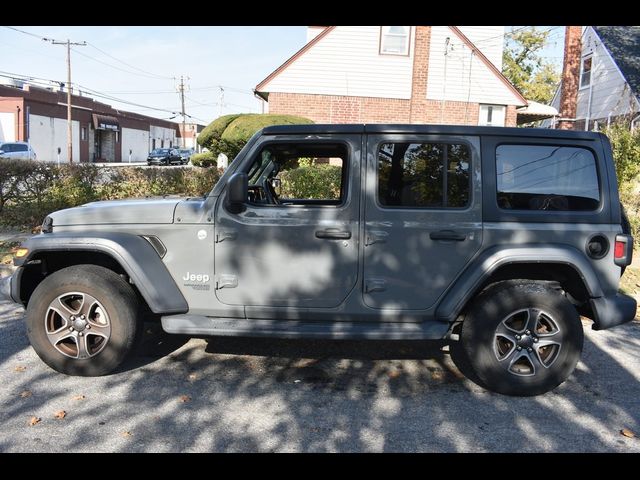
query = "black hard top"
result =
(261, 124, 605, 140)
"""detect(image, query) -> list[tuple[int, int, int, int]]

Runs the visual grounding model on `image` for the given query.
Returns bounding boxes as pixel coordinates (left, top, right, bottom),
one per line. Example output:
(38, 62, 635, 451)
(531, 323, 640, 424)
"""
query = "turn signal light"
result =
(14, 248, 29, 258)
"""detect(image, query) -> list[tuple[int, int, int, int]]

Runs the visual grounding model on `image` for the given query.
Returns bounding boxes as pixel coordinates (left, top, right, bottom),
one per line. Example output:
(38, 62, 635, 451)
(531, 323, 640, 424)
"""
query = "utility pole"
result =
(46, 38, 86, 163)
(219, 86, 225, 119)
(178, 75, 187, 148)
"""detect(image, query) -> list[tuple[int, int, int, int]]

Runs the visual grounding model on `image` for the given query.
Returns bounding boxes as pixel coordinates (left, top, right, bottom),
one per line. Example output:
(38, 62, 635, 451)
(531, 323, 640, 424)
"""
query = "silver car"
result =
(0, 141, 37, 160)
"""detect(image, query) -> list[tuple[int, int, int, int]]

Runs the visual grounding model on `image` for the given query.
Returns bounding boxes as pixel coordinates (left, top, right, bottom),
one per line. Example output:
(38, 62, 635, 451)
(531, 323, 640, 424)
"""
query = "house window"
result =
(580, 55, 593, 89)
(478, 105, 506, 127)
(380, 26, 410, 56)
(81, 127, 87, 141)
(115, 131, 119, 143)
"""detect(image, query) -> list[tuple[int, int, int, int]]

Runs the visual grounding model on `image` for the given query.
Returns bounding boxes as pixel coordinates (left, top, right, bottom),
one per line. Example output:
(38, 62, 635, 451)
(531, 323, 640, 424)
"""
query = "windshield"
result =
(151, 149, 171, 155)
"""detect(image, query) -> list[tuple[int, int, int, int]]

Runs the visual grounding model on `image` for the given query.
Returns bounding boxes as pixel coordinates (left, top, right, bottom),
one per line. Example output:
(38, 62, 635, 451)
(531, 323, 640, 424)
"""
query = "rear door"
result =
(363, 134, 483, 310)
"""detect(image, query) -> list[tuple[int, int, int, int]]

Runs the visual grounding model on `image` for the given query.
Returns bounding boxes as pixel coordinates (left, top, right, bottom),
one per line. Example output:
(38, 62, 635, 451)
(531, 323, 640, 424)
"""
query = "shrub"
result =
(197, 114, 314, 161)
(279, 165, 342, 200)
(190, 151, 218, 168)
(0, 160, 222, 229)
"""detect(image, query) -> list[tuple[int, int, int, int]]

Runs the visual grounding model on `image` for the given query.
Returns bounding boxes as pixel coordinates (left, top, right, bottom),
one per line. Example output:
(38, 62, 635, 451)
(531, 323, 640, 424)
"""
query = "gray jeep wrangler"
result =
(1, 124, 636, 396)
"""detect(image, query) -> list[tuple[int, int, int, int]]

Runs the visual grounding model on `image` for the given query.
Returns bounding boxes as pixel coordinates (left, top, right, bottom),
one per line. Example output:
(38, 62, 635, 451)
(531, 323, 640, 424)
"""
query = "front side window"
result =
(378, 142, 471, 208)
(496, 144, 600, 211)
(246, 143, 348, 206)
(580, 55, 592, 89)
(380, 26, 410, 55)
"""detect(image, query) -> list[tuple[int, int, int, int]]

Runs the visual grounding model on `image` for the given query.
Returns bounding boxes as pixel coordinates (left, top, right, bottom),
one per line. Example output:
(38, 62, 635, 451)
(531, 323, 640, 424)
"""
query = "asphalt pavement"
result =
(0, 300, 639, 452)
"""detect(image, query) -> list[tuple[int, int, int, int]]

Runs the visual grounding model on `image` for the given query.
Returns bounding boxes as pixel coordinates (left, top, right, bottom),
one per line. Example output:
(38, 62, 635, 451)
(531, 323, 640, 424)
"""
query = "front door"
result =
(363, 134, 483, 310)
(214, 135, 362, 311)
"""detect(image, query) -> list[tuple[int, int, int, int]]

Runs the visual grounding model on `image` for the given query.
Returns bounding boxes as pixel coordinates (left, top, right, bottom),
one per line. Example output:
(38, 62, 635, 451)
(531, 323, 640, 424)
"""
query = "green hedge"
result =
(0, 160, 221, 228)
(279, 165, 342, 200)
(197, 114, 313, 161)
(190, 151, 218, 168)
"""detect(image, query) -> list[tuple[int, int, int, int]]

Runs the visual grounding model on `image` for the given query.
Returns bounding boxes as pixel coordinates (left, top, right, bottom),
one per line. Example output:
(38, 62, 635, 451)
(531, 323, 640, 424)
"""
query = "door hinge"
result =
(216, 230, 237, 243)
(215, 274, 238, 290)
(365, 278, 387, 293)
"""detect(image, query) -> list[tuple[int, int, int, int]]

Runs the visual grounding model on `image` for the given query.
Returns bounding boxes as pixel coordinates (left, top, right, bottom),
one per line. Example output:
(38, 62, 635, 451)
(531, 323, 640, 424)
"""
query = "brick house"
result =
(255, 26, 527, 126)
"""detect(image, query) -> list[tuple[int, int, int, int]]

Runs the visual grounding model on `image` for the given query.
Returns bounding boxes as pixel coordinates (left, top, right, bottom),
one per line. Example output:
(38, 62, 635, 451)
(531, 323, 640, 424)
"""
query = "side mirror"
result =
(227, 172, 248, 209)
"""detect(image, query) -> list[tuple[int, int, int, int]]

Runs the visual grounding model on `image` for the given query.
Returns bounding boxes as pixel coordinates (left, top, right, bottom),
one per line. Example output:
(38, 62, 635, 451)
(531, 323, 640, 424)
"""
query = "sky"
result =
(0, 26, 566, 126)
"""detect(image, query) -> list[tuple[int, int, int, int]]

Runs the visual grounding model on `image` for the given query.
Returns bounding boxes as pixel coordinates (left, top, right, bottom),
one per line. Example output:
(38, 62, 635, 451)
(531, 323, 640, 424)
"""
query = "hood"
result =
(49, 198, 182, 226)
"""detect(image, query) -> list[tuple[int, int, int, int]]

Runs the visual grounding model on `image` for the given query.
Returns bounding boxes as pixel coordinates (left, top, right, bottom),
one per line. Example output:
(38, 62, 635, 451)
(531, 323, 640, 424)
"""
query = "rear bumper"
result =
(590, 293, 637, 330)
(0, 274, 15, 303)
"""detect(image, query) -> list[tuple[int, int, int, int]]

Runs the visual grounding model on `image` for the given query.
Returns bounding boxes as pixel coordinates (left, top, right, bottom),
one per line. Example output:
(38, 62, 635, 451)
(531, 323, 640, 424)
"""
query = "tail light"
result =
(614, 234, 633, 267)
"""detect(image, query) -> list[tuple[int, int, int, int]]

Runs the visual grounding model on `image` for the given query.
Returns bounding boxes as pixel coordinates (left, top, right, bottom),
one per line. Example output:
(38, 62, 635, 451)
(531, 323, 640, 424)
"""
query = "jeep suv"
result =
(1, 125, 635, 396)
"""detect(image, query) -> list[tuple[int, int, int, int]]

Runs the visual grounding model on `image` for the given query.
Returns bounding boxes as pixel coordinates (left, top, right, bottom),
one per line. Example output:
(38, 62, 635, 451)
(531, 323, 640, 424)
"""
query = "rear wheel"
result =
(455, 281, 583, 396)
(25, 265, 142, 376)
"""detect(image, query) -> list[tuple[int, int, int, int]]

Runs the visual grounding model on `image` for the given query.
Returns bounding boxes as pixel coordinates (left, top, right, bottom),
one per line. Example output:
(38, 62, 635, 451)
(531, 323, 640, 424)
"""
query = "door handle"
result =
(429, 230, 467, 242)
(315, 229, 352, 240)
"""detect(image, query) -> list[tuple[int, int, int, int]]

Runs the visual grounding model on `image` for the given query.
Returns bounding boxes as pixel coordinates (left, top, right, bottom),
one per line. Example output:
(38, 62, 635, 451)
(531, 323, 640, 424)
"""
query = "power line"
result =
(2, 25, 45, 39)
(86, 42, 174, 80)
(70, 47, 171, 80)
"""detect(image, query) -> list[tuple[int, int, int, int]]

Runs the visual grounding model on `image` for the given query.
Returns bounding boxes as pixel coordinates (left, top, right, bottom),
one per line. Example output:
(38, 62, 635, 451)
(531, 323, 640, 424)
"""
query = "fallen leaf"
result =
(72, 394, 85, 401)
(19, 390, 32, 398)
(621, 428, 636, 438)
(388, 369, 401, 379)
(187, 373, 197, 381)
(14, 365, 26, 372)
(431, 371, 445, 381)
(179, 395, 191, 403)
(121, 431, 132, 437)
(54, 410, 66, 420)
(28, 416, 41, 426)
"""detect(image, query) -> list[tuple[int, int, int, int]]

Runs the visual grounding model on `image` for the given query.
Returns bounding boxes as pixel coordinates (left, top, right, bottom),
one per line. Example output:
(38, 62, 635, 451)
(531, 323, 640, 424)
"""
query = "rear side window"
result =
(496, 145, 600, 211)
(378, 142, 471, 208)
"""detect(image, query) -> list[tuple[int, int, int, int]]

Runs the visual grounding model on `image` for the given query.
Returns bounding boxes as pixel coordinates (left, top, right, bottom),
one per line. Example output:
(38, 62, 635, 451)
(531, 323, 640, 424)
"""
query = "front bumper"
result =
(591, 293, 637, 330)
(147, 158, 168, 164)
(0, 274, 15, 303)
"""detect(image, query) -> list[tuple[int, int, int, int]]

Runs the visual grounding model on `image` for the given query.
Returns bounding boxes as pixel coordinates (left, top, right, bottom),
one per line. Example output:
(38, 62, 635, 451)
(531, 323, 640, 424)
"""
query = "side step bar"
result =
(161, 315, 450, 340)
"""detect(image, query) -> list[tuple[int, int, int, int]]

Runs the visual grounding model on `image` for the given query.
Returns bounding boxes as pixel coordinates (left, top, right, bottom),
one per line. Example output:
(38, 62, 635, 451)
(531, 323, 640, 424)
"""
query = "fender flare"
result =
(15, 232, 188, 315)
(435, 244, 604, 323)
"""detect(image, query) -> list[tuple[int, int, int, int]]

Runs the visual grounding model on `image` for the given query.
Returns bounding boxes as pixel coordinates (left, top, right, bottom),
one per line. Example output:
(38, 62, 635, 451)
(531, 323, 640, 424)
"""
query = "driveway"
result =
(0, 300, 639, 452)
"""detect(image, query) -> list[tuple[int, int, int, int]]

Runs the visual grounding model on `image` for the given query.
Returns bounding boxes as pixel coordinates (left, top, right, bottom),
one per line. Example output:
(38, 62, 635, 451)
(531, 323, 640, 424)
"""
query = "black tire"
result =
(458, 281, 583, 396)
(25, 265, 142, 376)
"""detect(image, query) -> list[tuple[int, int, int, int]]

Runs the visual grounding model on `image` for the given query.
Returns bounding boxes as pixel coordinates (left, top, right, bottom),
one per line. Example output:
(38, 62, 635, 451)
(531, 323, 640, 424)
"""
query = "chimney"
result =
(557, 26, 582, 130)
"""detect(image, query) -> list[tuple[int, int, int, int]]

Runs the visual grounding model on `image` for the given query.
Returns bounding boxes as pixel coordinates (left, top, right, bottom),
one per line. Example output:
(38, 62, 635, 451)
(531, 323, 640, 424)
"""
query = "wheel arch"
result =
(14, 232, 188, 315)
(436, 245, 603, 324)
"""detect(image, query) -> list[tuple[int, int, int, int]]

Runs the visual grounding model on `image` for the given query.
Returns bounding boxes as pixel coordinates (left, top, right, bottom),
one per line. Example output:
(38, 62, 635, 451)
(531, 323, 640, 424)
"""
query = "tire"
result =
(25, 265, 142, 376)
(458, 281, 583, 396)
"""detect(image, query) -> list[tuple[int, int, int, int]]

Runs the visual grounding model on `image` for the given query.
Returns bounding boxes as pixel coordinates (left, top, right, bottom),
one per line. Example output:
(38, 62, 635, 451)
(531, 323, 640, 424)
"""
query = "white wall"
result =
(576, 27, 640, 122)
(149, 125, 178, 150)
(0, 112, 15, 142)
(121, 127, 150, 163)
(426, 26, 525, 106)
(457, 26, 504, 70)
(261, 26, 416, 99)
(29, 114, 79, 162)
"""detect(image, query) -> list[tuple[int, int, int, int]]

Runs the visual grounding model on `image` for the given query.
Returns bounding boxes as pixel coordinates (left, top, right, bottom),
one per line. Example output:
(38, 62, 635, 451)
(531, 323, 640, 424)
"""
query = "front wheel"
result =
(456, 282, 583, 396)
(25, 265, 142, 376)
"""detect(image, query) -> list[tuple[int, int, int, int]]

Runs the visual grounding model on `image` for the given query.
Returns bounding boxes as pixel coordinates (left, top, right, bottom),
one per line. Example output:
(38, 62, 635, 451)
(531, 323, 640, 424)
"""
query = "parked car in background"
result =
(147, 148, 182, 166)
(0, 141, 37, 160)
(176, 148, 194, 165)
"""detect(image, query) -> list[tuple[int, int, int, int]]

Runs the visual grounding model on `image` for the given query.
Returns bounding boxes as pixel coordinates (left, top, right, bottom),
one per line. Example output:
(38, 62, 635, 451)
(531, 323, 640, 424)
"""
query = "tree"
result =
(503, 27, 560, 104)
(197, 113, 314, 161)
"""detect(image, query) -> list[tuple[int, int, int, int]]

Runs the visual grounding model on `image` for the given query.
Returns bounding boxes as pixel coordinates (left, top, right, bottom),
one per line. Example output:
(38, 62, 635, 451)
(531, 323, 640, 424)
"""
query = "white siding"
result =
(121, 127, 150, 163)
(29, 114, 79, 163)
(576, 27, 640, 123)
(0, 112, 15, 142)
(261, 26, 415, 99)
(457, 26, 504, 70)
(306, 26, 325, 43)
(426, 26, 524, 106)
